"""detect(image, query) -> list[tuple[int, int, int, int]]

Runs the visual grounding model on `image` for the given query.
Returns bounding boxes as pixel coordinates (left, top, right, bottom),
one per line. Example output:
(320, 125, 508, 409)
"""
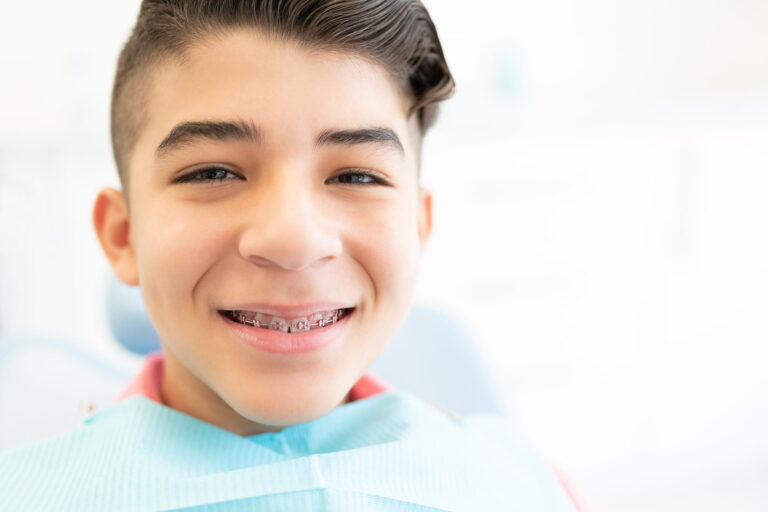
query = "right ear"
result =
(92, 187, 139, 286)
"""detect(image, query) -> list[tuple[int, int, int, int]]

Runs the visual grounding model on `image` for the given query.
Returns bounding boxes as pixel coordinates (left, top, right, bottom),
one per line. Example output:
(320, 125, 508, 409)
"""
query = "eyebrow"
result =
(316, 127, 404, 154)
(155, 120, 404, 157)
(156, 120, 260, 156)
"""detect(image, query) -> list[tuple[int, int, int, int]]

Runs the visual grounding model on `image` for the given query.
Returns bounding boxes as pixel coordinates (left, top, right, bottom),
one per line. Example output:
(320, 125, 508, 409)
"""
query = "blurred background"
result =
(1, 1, 767, 510)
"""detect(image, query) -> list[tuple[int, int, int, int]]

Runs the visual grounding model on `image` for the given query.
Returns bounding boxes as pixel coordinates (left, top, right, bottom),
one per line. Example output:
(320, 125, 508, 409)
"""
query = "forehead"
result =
(134, 30, 416, 161)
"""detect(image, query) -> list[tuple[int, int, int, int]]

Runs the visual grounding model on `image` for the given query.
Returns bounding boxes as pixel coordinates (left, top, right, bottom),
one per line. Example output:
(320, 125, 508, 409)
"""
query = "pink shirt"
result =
(115, 352, 587, 511)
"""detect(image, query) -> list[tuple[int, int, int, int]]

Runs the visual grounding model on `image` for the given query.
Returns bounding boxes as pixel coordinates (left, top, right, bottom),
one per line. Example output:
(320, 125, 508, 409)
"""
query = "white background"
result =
(1, 1, 768, 511)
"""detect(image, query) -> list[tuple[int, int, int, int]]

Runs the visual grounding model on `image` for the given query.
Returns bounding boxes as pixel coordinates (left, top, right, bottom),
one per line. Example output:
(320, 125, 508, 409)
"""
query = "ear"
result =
(417, 187, 433, 248)
(92, 187, 139, 286)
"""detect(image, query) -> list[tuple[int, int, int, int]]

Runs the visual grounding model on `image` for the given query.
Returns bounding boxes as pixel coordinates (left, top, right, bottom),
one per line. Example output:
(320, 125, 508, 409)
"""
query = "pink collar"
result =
(114, 354, 587, 512)
(115, 351, 392, 404)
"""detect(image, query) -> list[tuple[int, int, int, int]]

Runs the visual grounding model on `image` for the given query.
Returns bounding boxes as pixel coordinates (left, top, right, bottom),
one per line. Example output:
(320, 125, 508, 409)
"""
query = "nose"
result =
(237, 173, 342, 271)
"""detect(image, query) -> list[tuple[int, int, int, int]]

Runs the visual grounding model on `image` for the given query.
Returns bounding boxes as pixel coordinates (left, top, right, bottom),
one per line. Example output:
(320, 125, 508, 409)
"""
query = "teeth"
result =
(308, 311, 326, 323)
(289, 317, 310, 333)
(269, 316, 288, 332)
(229, 309, 348, 332)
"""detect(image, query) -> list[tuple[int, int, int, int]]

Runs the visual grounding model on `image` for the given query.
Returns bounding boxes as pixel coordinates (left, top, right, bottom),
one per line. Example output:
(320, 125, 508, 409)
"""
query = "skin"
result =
(93, 30, 432, 436)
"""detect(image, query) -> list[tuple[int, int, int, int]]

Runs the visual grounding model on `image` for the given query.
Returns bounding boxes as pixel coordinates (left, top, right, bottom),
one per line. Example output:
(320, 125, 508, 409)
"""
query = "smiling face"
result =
(93, 30, 432, 436)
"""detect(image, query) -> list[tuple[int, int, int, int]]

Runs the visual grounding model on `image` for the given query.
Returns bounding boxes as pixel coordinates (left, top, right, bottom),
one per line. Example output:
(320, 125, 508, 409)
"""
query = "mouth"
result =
(218, 307, 355, 333)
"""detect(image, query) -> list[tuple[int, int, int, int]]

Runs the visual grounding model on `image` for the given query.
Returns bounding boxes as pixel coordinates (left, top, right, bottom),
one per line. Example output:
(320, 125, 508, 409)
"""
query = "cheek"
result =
(342, 200, 422, 368)
(134, 201, 231, 317)
(345, 199, 422, 303)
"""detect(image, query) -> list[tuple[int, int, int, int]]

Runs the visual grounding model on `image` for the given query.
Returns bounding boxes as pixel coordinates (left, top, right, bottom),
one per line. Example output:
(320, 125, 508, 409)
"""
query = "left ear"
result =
(417, 187, 433, 248)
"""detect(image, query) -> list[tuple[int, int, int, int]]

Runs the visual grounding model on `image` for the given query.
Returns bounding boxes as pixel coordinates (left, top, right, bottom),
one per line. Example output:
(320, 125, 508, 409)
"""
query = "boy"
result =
(0, 1, 582, 510)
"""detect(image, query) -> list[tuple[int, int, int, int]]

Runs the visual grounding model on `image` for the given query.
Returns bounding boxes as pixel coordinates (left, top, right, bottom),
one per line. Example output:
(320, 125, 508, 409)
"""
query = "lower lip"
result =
(217, 309, 352, 354)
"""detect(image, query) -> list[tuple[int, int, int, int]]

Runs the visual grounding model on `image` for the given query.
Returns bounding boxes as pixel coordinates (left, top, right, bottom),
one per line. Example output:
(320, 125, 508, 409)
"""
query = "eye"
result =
(327, 169, 390, 186)
(173, 167, 241, 184)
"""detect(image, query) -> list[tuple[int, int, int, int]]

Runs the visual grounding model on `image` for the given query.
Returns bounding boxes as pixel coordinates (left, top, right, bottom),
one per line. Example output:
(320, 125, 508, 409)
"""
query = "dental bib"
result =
(0, 391, 577, 511)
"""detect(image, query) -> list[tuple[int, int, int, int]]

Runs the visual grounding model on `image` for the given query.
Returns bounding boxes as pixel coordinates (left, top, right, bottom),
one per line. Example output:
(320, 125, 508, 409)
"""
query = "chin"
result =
(227, 380, 350, 428)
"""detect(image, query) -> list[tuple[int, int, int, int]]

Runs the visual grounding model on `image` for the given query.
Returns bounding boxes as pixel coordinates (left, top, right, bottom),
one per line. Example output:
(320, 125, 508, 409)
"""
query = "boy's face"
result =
(94, 30, 431, 435)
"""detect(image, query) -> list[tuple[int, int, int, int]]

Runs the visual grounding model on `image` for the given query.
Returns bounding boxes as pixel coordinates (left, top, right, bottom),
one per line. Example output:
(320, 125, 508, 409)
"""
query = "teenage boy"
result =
(0, 1, 582, 510)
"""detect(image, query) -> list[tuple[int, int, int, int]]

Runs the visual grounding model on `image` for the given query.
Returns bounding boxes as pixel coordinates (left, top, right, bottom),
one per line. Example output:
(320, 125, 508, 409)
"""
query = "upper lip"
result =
(219, 303, 355, 317)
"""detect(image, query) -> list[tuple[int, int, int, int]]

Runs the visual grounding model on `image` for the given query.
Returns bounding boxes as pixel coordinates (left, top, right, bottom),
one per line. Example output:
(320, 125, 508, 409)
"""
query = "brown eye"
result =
(327, 170, 390, 186)
(173, 168, 241, 184)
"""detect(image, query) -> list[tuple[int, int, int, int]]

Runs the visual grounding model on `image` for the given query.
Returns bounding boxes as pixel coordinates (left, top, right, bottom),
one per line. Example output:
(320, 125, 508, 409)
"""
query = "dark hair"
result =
(111, 0, 455, 186)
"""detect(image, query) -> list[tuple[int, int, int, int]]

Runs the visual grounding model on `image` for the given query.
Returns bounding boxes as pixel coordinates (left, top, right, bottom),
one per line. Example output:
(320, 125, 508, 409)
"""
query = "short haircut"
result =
(111, 0, 456, 187)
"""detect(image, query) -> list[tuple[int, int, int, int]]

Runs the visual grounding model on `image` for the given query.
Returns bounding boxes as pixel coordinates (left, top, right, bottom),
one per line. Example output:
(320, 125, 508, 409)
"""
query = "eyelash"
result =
(173, 167, 391, 186)
(328, 169, 390, 186)
(172, 168, 239, 184)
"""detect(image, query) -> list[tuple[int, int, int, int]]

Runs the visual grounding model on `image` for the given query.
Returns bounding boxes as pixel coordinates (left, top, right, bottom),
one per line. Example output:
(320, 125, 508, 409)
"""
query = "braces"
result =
(228, 309, 346, 333)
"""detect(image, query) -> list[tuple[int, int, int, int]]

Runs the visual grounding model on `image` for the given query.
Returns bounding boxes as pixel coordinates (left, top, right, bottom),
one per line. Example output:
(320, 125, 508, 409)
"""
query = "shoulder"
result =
(0, 423, 98, 510)
(396, 392, 546, 459)
(0, 398, 140, 470)
(0, 395, 215, 510)
(376, 394, 579, 511)
(0, 422, 92, 473)
(419, 397, 463, 422)
(0, 397, 156, 510)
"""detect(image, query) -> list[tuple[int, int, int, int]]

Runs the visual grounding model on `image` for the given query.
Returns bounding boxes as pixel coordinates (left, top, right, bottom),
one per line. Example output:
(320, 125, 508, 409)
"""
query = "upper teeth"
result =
(229, 309, 346, 332)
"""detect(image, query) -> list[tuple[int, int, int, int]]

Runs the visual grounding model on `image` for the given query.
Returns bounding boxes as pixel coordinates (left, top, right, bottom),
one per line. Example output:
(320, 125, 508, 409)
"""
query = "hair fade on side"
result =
(111, 0, 455, 187)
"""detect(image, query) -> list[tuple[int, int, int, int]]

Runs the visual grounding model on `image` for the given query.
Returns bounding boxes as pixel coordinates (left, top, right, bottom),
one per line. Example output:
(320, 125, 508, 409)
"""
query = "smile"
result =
(220, 308, 353, 333)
